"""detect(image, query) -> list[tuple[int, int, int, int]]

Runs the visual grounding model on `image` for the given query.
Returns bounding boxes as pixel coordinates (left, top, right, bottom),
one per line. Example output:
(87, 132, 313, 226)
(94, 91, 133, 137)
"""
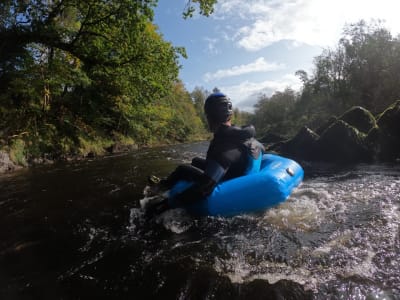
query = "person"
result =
(145, 92, 265, 216)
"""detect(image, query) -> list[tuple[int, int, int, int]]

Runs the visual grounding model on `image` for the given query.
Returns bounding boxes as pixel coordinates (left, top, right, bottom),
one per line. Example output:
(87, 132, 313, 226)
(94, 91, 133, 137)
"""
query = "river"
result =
(0, 142, 399, 299)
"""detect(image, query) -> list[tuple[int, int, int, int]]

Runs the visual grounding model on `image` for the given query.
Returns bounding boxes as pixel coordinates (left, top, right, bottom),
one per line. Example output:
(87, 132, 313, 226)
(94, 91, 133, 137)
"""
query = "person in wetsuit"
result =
(146, 92, 264, 215)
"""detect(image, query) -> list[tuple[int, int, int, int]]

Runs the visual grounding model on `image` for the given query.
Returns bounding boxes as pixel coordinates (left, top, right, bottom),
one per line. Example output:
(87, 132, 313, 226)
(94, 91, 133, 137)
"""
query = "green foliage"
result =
(253, 20, 400, 138)
(9, 139, 27, 166)
(232, 108, 252, 127)
(191, 86, 209, 129)
(77, 136, 113, 157)
(300, 20, 400, 116)
(251, 88, 298, 137)
(1, 0, 213, 161)
(183, 0, 218, 18)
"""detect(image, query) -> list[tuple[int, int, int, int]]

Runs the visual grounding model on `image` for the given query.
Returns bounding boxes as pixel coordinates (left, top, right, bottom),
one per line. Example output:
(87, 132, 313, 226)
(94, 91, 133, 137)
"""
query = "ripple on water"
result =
(124, 164, 400, 297)
(210, 173, 400, 294)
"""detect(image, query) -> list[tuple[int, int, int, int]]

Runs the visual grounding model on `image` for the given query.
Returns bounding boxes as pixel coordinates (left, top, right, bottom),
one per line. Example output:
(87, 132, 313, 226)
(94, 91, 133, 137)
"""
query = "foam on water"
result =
(261, 186, 335, 231)
(127, 164, 400, 295)
(154, 208, 193, 234)
(210, 172, 400, 292)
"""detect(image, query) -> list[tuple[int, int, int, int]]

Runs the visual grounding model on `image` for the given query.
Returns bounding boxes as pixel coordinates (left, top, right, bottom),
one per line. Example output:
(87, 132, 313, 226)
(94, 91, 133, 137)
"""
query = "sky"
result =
(154, 0, 400, 111)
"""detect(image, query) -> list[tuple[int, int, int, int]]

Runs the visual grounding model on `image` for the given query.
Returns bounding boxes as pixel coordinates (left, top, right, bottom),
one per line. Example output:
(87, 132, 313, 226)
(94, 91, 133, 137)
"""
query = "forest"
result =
(1, 1, 400, 167)
(0, 0, 218, 165)
(251, 20, 400, 139)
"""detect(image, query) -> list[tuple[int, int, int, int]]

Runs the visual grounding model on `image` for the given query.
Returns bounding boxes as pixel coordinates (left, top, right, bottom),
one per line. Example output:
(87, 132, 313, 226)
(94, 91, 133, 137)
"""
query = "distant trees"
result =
(251, 88, 298, 137)
(191, 86, 209, 129)
(252, 20, 400, 138)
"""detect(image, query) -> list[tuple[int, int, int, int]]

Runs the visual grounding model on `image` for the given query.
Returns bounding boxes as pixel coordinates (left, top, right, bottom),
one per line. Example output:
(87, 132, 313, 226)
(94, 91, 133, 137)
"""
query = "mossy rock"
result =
(339, 106, 376, 134)
(0, 150, 22, 173)
(317, 120, 371, 163)
(259, 132, 286, 145)
(367, 100, 400, 161)
(376, 100, 400, 135)
(274, 126, 320, 161)
(315, 116, 337, 135)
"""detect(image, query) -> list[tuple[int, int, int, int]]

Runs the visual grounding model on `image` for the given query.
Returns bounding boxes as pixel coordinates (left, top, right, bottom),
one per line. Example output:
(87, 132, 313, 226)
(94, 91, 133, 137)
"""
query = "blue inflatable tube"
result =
(167, 154, 304, 217)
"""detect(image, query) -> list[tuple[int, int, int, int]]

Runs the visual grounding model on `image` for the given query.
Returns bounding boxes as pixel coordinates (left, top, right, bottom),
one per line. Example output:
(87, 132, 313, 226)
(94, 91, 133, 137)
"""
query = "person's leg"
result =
(191, 157, 206, 170)
(145, 164, 205, 218)
(160, 164, 204, 189)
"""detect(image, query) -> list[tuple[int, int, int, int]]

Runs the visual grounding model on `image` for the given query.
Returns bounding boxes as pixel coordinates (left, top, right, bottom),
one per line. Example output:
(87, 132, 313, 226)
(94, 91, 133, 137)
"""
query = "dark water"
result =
(0, 142, 399, 300)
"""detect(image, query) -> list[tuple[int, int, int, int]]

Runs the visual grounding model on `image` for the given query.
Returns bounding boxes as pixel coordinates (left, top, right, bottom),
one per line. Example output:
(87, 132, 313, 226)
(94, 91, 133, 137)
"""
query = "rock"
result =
(315, 116, 337, 135)
(106, 143, 139, 154)
(0, 150, 22, 173)
(317, 120, 371, 163)
(338, 106, 377, 133)
(259, 132, 286, 145)
(270, 126, 320, 161)
(366, 100, 400, 161)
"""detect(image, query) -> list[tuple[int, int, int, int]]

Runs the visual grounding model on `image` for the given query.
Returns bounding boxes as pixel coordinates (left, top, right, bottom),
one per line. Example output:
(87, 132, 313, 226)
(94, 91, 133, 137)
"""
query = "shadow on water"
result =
(0, 142, 399, 299)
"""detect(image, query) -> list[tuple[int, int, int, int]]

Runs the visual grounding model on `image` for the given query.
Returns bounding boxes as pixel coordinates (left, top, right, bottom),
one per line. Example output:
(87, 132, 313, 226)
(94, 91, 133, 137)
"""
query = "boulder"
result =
(270, 126, 320, 161)
(259, 132, 286, 145)
(268, 101, 399, 164)
(338, 106, 377, 133)
(0, 150, 22, 173)
(317, 120, 371, 163)
(315, 116, 337, 135)
(106, 143, 138, 154)
(366, 100, 400, 161)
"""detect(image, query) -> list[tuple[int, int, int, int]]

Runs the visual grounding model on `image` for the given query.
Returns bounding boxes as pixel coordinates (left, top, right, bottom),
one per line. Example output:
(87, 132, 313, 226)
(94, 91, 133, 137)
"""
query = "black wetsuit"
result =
(162, 124, 265, 206)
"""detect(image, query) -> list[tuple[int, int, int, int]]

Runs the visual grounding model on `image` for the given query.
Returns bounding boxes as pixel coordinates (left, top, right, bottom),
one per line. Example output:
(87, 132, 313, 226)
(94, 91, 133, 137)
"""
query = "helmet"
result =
(204, 92, 233, 125)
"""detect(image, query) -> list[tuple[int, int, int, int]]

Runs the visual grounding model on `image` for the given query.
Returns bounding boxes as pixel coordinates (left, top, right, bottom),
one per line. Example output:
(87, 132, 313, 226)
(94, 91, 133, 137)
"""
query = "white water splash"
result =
(155, 208, 193, 234)
(260, 185, 338, 231)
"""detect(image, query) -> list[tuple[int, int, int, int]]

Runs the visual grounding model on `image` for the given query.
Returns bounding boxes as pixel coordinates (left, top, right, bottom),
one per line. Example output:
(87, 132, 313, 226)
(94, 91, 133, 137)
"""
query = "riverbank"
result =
(0, 133, 210, 175)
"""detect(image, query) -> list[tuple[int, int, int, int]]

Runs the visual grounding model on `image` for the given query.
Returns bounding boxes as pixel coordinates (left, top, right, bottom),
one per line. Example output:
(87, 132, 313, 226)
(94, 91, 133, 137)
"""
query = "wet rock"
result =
(259, 132, 287, 145)
(317, 120, 371, 163)
(106, 143, 139, 154)
(0, 150, 22, 173)
(238, 279, 312, 300)
(269, 126, 320, 161)
(338, 106, 377, 134)
(366, 100, 400, 161)
(269, 101, 400, 163)
(315, 116, 337, 136)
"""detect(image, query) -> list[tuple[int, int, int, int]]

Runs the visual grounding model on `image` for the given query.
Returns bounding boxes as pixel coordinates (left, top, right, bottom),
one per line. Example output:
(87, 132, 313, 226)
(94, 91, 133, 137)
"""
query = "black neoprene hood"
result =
(204, 92, 233, 123)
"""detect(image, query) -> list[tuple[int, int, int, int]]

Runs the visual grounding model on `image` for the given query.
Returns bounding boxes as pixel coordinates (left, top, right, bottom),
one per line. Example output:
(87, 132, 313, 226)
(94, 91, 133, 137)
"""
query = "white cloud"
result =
(215, 0, 400, 51)
(203, 57, 285, 82)
(219, 73, 301, 112)
(203, 37, 220, 55)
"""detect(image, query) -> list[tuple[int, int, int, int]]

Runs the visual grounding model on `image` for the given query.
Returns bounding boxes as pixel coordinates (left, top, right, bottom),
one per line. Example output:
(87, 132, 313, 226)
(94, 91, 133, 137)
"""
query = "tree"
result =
(251, 88, 298, 136)
(304, 20, 400, 115)
(0, 0, 217, 158)
(183, 0, 218, 18)
(190, 86, 209, 128)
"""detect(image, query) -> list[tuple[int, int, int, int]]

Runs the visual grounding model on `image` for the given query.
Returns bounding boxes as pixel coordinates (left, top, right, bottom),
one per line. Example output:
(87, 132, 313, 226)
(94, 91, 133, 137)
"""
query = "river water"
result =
(0, 142, 399, 300)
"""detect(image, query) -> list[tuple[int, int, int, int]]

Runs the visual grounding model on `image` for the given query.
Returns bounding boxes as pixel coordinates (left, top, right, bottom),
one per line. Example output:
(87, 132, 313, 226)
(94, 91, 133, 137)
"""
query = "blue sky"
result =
(154, 0, 400, 111)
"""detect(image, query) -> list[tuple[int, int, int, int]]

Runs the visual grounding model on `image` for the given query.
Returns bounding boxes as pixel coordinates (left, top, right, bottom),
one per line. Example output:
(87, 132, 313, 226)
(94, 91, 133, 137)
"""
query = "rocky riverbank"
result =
(266, 100, 400, 164)
(0, 151, 22, 174)
(0, 141, 139, 175)
(2, 100, 399, 174)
